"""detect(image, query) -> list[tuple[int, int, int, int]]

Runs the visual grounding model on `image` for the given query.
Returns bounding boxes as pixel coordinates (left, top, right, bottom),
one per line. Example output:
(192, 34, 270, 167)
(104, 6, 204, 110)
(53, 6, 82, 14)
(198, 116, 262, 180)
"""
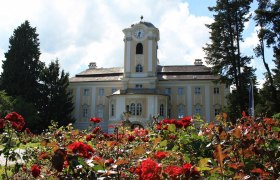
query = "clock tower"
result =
(122, 19, 160, 88)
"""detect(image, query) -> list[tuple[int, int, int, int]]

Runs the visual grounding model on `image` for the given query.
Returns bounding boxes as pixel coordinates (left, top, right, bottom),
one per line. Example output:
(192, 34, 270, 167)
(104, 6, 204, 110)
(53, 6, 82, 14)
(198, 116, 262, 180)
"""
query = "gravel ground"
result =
(0, 149, 25, 166)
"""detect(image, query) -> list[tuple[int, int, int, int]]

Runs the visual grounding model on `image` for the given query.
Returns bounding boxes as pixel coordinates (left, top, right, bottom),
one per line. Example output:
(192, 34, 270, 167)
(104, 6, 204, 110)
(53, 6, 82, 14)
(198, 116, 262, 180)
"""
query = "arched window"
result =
(136, 64, 143, 72)
(136, 43, 143, 54)
(111, 104, 115, 117)
(130, 103, 136, 115)
(82, 104, 90, 118)
(136, 103, 142, 116)
(159, 104, 164, 116)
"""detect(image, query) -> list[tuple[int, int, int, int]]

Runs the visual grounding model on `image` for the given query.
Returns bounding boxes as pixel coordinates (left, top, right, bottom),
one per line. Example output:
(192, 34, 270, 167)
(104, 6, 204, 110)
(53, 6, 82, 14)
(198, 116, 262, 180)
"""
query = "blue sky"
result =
(0, 0, 273, 87)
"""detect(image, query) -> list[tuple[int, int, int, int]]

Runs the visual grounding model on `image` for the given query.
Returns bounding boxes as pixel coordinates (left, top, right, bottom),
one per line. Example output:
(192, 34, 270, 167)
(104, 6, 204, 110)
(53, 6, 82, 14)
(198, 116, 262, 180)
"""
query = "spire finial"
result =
(140, 15, 143, 21)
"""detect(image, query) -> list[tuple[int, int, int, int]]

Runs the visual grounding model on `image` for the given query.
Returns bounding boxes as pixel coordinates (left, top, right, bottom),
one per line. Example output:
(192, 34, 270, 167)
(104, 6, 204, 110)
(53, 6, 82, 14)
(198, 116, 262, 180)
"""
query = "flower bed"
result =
(0, 112, 279, 179)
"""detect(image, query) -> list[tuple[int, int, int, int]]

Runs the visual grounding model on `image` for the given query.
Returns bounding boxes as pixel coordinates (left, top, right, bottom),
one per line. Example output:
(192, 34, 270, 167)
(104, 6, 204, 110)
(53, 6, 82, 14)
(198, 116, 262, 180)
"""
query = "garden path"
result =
(0, 149, 25, 166)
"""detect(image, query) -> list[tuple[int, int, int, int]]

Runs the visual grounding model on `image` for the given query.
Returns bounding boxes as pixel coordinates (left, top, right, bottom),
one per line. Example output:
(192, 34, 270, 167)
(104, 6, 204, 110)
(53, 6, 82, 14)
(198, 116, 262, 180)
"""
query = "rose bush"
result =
(0, 112, 279, 179)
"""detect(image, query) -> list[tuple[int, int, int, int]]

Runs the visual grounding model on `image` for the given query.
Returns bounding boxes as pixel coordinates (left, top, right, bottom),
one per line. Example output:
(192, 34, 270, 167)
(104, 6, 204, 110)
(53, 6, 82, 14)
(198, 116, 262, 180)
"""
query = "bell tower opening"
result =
(136, 43, 143, 54)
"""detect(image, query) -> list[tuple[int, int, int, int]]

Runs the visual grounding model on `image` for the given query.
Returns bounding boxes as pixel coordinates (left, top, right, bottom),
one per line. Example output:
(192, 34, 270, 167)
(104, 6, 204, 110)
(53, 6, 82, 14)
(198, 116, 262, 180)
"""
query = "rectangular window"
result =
(168, 109, 171, 118)
(165, 88, 171, 95)
(195, 108, 202, 116)
(82, 108, 88, 118)
(83, 89, 89, 96)
(111, 104, 115, 117)
(112, 88, 117, 94)
(214, 87, 220, 94)
(178, 105, 184, 118)
(135, 84, 143, 89)
(195, 87, 201, 95)
(97, 106, 104, 118)
(99, 88, 104, 96)
(159, 104, 164, 116)
(178, 88, 184, 95)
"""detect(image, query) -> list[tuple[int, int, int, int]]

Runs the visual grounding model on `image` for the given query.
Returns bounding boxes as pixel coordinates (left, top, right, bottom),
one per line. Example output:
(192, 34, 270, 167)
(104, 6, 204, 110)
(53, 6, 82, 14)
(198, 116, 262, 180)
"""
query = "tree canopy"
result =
(203, 0, 257, 118)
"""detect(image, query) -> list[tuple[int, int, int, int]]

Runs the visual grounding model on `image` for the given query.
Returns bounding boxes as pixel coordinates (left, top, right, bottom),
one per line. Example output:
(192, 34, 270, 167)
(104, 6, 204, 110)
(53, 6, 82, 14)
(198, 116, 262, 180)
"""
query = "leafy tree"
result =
(38, 59, 75, 128)
(13, 96, 42, 133)
(1, 20, 44, 104)
(203, 0, 256, 119)
(0, 90, 14, 117)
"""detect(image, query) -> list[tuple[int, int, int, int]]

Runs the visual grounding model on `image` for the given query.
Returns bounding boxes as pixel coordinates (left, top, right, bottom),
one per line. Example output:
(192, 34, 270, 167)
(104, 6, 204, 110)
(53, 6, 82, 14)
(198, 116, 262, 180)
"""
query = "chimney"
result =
(194, 59, 203, 66)
(89, 62, 97, 69)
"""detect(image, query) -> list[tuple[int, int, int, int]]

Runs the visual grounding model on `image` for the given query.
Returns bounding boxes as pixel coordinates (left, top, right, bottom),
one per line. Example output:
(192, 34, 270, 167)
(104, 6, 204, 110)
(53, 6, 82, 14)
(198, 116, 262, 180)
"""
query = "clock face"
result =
(134, 28, 145, 39)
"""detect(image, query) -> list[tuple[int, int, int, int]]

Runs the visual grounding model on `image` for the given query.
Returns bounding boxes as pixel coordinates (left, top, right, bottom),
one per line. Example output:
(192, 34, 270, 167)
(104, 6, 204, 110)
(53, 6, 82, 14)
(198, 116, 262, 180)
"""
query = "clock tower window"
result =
(136, 43, 143, 54)
(136, 64, 143, 72)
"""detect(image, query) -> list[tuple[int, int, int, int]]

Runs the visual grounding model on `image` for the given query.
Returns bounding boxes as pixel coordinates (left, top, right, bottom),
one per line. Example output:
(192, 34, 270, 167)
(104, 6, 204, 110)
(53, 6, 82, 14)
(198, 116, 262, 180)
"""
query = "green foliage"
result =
(254, 0, 280, 116)
(1, 21, 74, 132)
(13, 96, 41, 133)
(203, 0, 257, 117)
(38, 59, 75, 128)
(0, 90, 14, 117)
(0, 111, 279, 179)
(1, 20, 44, 104)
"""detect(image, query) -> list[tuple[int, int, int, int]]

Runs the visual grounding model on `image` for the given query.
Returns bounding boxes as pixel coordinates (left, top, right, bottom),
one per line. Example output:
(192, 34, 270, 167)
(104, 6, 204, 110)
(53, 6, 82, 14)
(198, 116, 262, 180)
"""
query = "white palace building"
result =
(69, 19, 229, 132)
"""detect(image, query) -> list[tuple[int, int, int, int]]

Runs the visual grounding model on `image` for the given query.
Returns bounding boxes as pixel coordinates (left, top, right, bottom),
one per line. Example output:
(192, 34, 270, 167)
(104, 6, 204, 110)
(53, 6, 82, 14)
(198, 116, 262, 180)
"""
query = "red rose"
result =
(31, 164, 41, 178)
(64, 160, 69, 168)
(181, 116, 192, 127)
(156, 124, 162, 130)
(86, 135, 92, 141)
(163, 119, 170, 124)
(169, 134, 176, 139)
(5, 112, 25, 131)
(92, 126, 101, 134)
(183, 163, 200, 177)
(181, 116, 191, 122)
(164, 165, 184, 180)
(182, 163, 192, 173)
(175, 120, 183, 128)
(68, 142, 94, 158)
(169, 119, 176, 124)
(155, 151, 167, 160)
(138, 158, 161, 180)
(90, 117, 101, 123)
(128, 135, 136, 142)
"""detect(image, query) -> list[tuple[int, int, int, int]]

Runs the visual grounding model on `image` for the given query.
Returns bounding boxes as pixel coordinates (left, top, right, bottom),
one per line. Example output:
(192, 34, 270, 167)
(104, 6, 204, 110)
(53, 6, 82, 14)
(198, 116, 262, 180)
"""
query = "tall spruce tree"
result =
(203, 0, 256, 119)
(1, 20, 44, 103)
(254, 0, 280, 116)
(1, 20, 44, 131)
(38, 59, 74, 129)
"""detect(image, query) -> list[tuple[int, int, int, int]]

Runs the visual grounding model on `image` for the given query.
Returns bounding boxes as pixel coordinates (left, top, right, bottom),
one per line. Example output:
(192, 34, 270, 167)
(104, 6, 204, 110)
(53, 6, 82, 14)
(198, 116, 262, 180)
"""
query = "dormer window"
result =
(136, 64, 143, 72)
(136, 43, 143, 54)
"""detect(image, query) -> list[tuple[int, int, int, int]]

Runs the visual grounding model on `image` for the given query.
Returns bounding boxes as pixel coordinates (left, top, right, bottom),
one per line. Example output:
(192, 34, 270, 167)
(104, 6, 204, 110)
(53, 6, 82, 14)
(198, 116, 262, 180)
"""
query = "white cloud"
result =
(0, 0, 210, 76)
(1, 0, 264, 81)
